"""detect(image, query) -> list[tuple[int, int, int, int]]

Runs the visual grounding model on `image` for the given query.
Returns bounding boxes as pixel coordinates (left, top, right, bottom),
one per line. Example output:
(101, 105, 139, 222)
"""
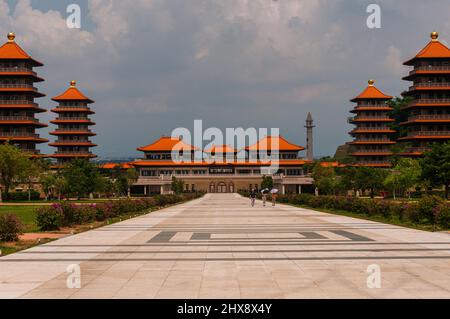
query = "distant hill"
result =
(334, 144, 350, 160)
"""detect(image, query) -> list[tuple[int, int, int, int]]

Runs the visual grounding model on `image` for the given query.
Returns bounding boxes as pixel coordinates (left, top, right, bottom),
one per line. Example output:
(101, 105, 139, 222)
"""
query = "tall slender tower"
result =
(399, 31, 450, 156)
(49, 80, 97, 165)
(0, 32, 47, 155)
(348, 80, 395, 167)
(305, 112, 314, 161)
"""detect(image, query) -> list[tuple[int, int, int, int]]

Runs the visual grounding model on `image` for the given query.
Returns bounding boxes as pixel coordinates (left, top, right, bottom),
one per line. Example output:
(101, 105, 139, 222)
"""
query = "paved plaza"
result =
(1, 193, 450, 299)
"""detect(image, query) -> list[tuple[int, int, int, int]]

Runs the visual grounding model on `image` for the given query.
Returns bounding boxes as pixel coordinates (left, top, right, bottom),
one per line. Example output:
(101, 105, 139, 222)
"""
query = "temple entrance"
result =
(217, 182, 227, 193)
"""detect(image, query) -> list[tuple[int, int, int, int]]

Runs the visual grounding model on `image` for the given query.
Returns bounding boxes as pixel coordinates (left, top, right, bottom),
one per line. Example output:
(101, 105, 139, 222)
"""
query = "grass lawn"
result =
(0, 205, 40, 233)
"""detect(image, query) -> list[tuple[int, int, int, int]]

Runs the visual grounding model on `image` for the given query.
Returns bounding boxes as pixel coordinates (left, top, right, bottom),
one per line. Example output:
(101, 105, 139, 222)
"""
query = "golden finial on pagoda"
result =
(368, 79, 375, 86)
(7, 32, 15, 42)
(70, 80, 76, 87)
(431, 31, 439, 41)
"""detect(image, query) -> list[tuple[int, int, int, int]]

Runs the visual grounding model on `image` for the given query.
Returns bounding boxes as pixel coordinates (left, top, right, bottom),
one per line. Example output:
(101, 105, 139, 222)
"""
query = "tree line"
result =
(0, 144, 138, 201)
(311, 142, 450, 199)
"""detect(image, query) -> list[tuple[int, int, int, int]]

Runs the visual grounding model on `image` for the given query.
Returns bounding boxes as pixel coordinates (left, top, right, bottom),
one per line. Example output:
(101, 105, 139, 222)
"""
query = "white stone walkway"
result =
(1, 193, 450, 299)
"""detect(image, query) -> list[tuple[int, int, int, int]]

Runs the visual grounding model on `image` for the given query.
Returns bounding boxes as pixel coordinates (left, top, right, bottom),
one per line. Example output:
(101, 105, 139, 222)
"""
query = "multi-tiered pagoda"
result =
(49, 80, 96, 164)
(400, 32, 450, 156)
(0, 32, 47, 155)
(348, 80, 395, 167)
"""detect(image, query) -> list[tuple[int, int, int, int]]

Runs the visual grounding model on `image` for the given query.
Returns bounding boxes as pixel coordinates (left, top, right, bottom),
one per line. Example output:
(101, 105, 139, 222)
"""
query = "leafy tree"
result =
(335, 166, 358, 195)
(388, 96, 411, 140)
(125, 169, 138, 197)
(311, 163, 338, 195)
(62, 159, 102, 199)
(384, 158, 421, 199)
(260, 175, 273, 190)
(20, 160, 42, 201)
(0, 144, 34, 199)
(93, 175, 114, 198)
(421, 142, 450, 199)
(115, 168, 138, 197)
(171, 176, 184, 194)
(54, 175, 68, 200)
(354, 167, 389, 198)
(40, 173, 56, 201)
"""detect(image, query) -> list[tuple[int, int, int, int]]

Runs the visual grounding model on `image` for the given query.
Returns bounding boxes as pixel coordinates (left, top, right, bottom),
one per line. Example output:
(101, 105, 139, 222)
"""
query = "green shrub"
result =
(435, 204, 450, 229)
(0, 214, 24, 242)
(36, 206, 63, 231)
(417, 195, 444, 223)
(73, 205, 96, 224)
(35, 193, 205, 231)
(58, 202, 78, 227)
(4, 191, 40, 201)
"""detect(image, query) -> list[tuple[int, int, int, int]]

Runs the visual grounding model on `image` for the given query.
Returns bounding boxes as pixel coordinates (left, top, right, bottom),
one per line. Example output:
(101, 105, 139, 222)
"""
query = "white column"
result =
(282, 185, 286, 195)
(160, 185, 164, 195)
(144, 185, 147, 196)
(298, 185, 302, 194)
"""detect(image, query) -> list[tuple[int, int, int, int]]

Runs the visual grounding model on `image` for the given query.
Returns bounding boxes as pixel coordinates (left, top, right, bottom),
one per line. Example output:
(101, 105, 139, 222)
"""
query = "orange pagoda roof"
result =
(52, 81, 94, 103)
(204, 144, 237, 153)
(100, 162, 134, 169)
(137, 136, 198, 152)
(0, 33, 43, 66)
(404, 32, 450, 65)
(131, 159, 309, 167)
(246, 136, 304, 152)
(350, 80, 392, 102)
(319, 161, 346, 168)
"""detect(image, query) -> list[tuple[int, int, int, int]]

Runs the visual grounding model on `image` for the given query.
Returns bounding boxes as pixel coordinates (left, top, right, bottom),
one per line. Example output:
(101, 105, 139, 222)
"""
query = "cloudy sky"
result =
(1, 0, 450, 158)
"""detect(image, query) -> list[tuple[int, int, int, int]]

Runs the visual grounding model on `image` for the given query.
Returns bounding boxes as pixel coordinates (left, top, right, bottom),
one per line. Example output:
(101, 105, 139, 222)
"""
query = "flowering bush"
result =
(0, 213, 24, 242)
(434, 203, 450, 229)
(237, 190, 449, 229)
(36, 206, 63, 231)
(35, 192, 204, 231)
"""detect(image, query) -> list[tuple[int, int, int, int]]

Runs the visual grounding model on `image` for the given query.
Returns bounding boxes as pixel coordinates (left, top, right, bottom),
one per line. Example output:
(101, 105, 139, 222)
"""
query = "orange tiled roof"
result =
(131, 159, 309, 167)
(320, 162, 339, 167)
(0, 34, 43, 66)
(351, 80, 392, 101)
(100, 162, 134, 169)
(404, 32, 450, 65)
(100, 163, 118, 169)
(204, 144, 237, 153)
(246, 136, 305, 151)
(137, 136, 198, 152)
(52, 82, 94, 103)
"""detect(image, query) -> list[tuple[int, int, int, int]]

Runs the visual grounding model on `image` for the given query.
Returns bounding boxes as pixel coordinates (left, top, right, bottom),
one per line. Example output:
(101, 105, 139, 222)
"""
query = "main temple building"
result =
(130, 132, 315, 195)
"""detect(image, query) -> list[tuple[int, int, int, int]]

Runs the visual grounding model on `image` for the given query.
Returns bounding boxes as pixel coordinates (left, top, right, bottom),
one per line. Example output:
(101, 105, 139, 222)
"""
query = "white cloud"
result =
(0, 0, 94, 59)
(1, 0, 448, 156)
(384, 46, 404, 76)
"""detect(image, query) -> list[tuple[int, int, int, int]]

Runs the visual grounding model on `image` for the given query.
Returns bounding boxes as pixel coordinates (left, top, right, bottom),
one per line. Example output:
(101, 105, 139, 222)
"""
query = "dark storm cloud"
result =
(2, 0, 450, 157)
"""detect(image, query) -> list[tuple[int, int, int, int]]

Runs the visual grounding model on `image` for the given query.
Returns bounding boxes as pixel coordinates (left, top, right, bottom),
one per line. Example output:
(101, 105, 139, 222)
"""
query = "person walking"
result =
(261, 188, 269, 207)
(270, 188, 279, 206)
(249, 189, 257, 207)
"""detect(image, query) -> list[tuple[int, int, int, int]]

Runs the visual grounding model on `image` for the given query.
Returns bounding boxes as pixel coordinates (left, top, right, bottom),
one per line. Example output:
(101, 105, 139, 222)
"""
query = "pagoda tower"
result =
(399, 31, 450, 156)
(0, 32, 47, 154)
(49, 80, 97, 164)
(348, 80, 395, 167)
